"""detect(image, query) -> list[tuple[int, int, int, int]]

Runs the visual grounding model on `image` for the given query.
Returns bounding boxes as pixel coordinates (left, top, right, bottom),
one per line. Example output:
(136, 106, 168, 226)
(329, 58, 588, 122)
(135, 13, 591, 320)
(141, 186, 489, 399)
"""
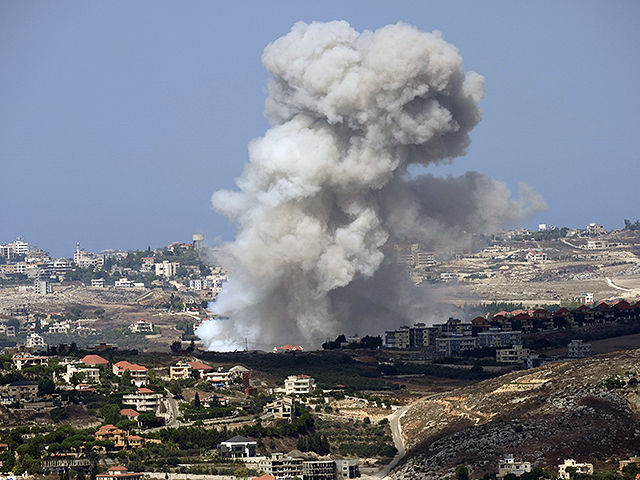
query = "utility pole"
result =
(245, 337, 248, 352)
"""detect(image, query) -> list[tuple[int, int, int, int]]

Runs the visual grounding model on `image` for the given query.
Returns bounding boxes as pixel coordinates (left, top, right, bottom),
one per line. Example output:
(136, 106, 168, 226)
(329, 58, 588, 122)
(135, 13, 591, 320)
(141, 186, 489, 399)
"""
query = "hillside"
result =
(391, 349, 640, 479)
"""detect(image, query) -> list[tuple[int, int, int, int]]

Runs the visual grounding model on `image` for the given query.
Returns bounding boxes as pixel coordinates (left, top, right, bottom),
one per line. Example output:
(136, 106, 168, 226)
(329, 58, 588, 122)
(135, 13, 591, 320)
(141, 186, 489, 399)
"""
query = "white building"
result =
(284, 375, 316, 395)
(122, 387, 165, 412)
(558, 459, 593, 479)
(435, 335, 479, 357)
(129, 318, 154, 333)
(497, 455, 531, 479)
(526, 251, 548, 263)
(91, 278, 105, 288)
(25, 333, 47, 349)
(62, 363, 100, 384)
(114, 278, 134, 288)
(155, 260, 179, 278)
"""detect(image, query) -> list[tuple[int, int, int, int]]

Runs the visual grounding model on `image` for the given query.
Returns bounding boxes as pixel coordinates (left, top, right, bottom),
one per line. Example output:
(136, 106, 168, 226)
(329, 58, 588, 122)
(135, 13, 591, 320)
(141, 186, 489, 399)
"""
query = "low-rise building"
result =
(129, 318, 154, 333)
(1, 380, 38, 400)
(558, 459, 593, 479)
(264, 396, 295, 421)
(217, 435, 257, 458)
(284, 375, 316, 395)
(497, 455, 531, 479)
(96, 466, 144, 480)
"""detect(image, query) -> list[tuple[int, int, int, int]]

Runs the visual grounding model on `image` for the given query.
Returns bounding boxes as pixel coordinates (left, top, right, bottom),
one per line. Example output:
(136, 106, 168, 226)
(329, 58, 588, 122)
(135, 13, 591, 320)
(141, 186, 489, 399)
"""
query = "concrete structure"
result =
(122, 387, 165, 412)
(112, 361, 148, 386)
(1, 380, 38, 400)
(192, 233, 205, 251)
(567, 339, 591, 357)
(217, 435, 257, 458)
(91, 278, 105, 288)
(257, 452, 304, 478)
(129, 318, 154, 333)
(12, 352, 48, 370)
(263, 396, 295, 421)
(0, 324, 16, 337)
(435, 335, 479, 357)
(478, 329, 522, 348)
(336, 459, 360, 479)
(496, 344, 530, 364)
(34, 279, 52, 295)
(62, 363, 100, 384)
(558, 459, 593, 479)
(114, 278, 135, 288)
(526, 250, 548, 263)
(497, 455, 531, 479)
(155, 260, 179, 278)
(619, 457, 640, 472)
(284, 375, 316, 395)
(25, 332, 47, 349)
(303, 459, 338, 480)
(586, 223, 605, 236)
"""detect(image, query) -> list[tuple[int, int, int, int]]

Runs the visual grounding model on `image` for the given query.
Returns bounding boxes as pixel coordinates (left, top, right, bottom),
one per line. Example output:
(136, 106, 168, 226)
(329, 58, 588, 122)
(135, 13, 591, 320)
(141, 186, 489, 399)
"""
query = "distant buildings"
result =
(558, 459, 593, 479)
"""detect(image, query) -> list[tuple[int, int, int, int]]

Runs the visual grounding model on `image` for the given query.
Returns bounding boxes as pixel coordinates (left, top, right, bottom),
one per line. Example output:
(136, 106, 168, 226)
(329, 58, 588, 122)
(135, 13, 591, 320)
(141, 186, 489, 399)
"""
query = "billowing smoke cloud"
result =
(197, 21, 546, 351)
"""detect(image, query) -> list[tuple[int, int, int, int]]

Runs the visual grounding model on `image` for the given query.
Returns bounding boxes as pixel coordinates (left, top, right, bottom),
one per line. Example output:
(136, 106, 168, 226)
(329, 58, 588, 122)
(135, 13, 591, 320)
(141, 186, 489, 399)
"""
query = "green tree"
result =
(456, 465, 469, 480)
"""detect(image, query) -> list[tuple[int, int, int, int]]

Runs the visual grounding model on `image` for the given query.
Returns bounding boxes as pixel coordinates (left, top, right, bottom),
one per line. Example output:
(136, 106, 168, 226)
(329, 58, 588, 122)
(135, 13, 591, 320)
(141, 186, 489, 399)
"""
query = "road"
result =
(373, 403, 412, 479)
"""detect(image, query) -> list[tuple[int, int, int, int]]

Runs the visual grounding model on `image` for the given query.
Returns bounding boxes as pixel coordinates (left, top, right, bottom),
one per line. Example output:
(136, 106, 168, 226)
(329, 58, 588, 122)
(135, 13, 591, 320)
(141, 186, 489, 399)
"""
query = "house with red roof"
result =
(112, 361, 147, 386)
(96, 466, 144, 480)
(273, 344, 304, 353)
(81, 354, 109, 366)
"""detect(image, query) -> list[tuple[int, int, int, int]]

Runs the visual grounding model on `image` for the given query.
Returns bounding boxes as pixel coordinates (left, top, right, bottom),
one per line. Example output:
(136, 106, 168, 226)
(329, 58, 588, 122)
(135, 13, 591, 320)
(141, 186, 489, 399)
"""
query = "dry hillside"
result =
(391, 349, 640, 479)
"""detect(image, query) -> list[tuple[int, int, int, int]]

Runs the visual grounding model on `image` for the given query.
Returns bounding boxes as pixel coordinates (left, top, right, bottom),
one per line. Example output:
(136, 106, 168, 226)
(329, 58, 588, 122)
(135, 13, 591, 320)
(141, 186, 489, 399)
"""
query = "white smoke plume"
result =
(197, 21, 546, 351)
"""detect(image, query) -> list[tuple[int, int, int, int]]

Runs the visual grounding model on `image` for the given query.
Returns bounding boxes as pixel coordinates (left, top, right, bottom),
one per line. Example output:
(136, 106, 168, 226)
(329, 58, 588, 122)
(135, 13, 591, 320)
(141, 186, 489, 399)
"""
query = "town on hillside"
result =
(0, 221, 640, 479)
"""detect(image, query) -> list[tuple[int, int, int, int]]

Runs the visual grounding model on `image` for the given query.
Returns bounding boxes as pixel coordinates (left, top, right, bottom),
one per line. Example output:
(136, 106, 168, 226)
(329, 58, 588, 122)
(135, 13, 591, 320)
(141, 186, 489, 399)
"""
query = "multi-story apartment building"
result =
(284, 375, 316, 395)
(122, 387, 165, 412)
(496, 344, 530, 364)
(477, 329, 522, 348)
(155, 260, 179, 278)
(435, 335, 479, 357)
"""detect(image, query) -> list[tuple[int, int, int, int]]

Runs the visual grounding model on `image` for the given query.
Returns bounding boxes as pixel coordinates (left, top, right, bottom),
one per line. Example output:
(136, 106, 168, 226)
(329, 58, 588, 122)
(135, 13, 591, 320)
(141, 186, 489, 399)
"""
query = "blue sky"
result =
(1, 1, 639, 258)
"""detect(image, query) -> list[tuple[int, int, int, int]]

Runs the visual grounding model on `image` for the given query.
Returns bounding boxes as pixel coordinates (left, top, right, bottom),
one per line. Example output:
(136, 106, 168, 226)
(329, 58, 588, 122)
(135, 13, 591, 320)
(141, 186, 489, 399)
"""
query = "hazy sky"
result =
(1, 1, 639, 258)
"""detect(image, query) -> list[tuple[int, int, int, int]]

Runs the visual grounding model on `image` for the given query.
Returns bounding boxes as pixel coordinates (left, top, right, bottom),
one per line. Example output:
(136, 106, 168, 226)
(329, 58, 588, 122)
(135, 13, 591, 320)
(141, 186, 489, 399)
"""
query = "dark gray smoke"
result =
(197, 21, 545, 351)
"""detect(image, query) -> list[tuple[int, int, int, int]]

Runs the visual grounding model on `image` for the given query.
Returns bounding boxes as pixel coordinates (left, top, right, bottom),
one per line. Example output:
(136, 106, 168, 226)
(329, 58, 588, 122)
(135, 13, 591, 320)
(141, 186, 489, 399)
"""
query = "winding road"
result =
(373, 403, 411, 479)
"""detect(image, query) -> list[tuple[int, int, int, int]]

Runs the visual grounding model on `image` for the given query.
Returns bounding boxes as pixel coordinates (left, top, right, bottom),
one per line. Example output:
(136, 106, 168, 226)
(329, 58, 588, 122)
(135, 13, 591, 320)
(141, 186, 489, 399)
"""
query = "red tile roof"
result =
(120, 408, 139, 417)
(187, 361, 212, 371)
(81, 354, 109, 365)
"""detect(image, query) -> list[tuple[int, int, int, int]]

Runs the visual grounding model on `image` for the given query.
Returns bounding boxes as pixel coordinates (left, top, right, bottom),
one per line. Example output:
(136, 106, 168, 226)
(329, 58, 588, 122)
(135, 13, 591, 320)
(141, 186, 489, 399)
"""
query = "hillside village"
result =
(0, 222, 640, 479)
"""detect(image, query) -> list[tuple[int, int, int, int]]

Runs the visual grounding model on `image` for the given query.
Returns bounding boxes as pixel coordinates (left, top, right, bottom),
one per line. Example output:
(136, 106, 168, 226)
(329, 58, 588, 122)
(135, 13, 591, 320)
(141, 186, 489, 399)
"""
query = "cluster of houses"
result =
(217, 436, 360, 480)
(384, 300, 640, 361)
